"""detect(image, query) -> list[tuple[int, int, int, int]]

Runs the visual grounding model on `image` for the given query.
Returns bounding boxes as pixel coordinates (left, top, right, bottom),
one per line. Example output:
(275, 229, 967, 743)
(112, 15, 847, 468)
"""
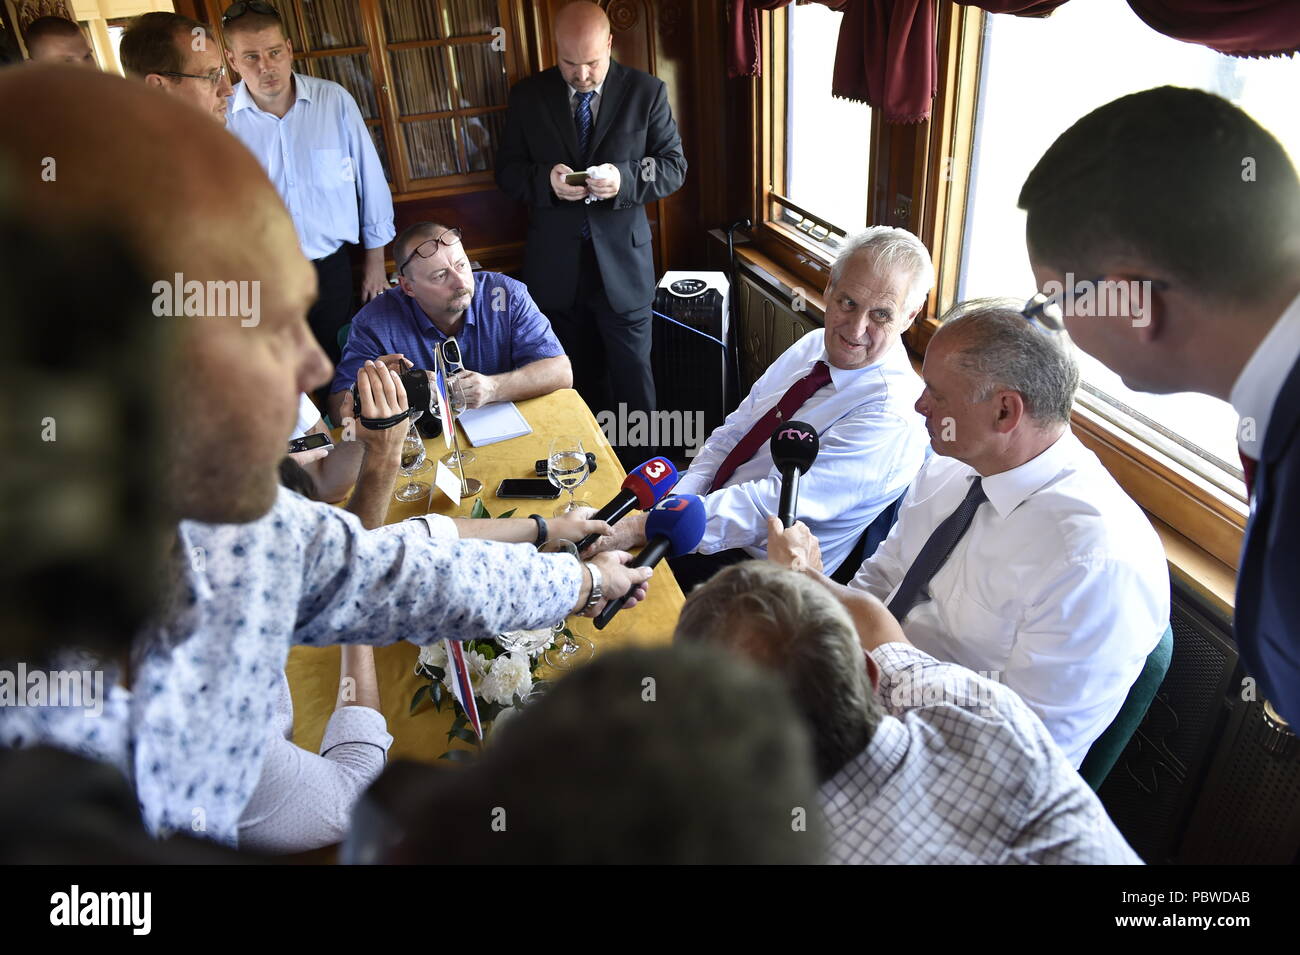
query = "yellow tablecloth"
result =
(284, 389, 685, 762)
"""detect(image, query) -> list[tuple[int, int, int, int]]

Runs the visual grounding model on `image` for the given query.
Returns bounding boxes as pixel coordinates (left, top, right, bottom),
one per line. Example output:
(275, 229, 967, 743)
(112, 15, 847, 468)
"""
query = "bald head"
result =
(0, 67, 329, 524)
(554, 1, 611, 93)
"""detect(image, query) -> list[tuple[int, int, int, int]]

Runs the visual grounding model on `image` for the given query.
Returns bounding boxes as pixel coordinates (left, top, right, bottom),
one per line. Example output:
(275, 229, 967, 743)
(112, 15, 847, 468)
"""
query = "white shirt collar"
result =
(978, 428, 1078, 519)
(818, 336, 907, 392)
(1229, 289, 1300, 458)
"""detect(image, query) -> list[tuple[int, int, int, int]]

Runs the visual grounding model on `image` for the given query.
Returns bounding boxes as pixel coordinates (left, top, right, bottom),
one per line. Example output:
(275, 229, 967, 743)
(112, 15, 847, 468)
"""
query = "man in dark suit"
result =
(496, 1, 686, 460)
(1019, 86, 1300, 728)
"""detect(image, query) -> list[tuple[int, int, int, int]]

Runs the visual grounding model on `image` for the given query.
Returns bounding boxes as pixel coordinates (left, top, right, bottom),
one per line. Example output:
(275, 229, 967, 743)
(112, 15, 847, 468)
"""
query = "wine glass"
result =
(393, 414, 431, 503)
(537, 538, 595, 669)
(548, 435, 590, 517)
(439, 375, 477, 468)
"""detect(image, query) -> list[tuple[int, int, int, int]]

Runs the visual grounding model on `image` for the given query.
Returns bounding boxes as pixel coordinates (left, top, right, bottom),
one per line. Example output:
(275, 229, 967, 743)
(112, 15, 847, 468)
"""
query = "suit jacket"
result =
(1236, 352, 1300, 726)
(495, 61, 687, 314)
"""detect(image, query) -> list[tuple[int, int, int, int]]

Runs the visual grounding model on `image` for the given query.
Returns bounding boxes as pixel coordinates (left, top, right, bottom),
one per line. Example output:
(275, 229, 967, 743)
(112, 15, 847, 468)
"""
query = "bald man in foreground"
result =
(0, 67, 651, 846)
(496, 1, 685, 462)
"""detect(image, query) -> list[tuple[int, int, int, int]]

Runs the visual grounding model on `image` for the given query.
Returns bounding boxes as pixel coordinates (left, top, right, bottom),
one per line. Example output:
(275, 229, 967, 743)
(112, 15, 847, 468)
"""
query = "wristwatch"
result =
(581, 560, 603, 613)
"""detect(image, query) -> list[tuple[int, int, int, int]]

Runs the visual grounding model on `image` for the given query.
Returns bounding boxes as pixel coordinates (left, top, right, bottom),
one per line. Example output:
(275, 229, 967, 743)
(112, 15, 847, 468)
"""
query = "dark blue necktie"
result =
(575, 91, 594, 239)
(887, 477, 987, 622)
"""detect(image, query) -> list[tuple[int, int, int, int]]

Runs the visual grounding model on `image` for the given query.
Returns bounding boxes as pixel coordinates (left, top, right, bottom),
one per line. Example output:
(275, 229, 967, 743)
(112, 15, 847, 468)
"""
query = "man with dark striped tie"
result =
(496, 2, 686, 465)
(769, 300, 1170, 768)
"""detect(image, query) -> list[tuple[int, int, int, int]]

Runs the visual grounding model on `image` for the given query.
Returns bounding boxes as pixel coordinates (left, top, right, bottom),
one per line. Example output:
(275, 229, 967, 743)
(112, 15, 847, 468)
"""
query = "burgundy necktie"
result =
(1240, 447, 1258, 499)
(709, 361, 832, 492)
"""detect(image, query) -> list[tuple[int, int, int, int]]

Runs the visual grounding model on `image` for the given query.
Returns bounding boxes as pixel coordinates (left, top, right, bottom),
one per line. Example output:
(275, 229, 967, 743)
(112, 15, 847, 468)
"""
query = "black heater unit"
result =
(651, 271, 731, 466)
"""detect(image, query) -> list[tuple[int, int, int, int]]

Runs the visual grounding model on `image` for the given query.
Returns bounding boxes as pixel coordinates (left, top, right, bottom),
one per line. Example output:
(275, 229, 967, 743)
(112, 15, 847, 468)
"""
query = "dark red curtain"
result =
(729, 0, 1300, 125)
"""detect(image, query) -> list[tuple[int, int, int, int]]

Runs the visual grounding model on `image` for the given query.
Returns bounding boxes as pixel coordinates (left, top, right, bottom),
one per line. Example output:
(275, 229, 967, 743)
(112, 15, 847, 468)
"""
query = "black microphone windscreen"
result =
(770, 420, 819, 474)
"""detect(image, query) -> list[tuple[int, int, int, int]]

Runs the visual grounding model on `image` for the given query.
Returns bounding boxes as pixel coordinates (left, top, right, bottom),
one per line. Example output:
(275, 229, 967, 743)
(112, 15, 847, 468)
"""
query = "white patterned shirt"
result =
(0, 488, 582, 845)
(674, 333, 929, 572)
(821, 643, 1142, 864)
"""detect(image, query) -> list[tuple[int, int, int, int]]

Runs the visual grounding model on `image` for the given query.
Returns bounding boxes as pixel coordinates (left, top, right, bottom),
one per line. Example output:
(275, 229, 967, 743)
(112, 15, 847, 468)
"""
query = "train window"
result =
(958, 0, 1299, 502)
(775, 0, 873, 255)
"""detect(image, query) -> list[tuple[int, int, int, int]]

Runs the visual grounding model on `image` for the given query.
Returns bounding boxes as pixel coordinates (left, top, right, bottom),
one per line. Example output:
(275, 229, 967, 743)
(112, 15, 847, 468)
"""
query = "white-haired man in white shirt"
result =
(596, 226, 932, 590)
(770, 299, 1170, 767)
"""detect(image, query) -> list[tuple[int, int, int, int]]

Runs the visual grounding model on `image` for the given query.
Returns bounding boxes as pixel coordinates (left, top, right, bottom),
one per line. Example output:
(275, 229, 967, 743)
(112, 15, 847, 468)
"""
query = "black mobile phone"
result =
(535, 453, 597, 476)
(564, 171, 589, 185)
(288, 432, 333, 454)
(497, 478, 562, 500)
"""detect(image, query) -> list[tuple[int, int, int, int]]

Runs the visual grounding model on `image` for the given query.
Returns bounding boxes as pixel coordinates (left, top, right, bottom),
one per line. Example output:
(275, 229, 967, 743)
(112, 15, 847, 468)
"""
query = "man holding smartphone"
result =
(496, 1, 686, 464)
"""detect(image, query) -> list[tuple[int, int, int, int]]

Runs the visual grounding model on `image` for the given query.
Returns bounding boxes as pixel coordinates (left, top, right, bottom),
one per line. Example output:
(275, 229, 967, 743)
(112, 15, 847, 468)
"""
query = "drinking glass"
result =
(537, 538, 595, 669)
(548, 435, 590, 516)
(439, 375, 477, 468)
(393, 413, 430, 503)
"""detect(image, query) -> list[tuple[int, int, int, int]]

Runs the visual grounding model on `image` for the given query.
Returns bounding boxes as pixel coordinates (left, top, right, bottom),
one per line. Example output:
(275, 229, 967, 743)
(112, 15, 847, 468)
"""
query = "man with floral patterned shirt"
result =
(0, 68, 651, 846)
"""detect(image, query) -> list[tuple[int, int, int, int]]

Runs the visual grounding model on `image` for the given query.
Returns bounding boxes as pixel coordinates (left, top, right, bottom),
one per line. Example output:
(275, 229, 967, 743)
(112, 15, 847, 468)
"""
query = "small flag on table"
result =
(444, 638, 482, 739)
(433, 349, 456, 450)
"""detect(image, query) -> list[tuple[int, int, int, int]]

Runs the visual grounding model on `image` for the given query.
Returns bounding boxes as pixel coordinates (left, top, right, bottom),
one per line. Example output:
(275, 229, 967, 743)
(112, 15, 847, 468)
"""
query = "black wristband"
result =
(529, 514, 548, 547)
(359, 409, 411, 431)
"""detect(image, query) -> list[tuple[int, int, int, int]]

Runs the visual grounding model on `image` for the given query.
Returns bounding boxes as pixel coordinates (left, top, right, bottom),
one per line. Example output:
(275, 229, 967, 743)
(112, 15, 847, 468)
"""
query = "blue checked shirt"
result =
(0, 489, 582, 846)
(227, 74, 394, 260)
(821, 643, 1142, 864)
(331, 272, 566, 393)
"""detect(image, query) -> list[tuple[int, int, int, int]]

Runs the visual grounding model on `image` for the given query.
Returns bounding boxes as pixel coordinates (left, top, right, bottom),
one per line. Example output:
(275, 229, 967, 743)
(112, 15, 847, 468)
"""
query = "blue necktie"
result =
(575, 91, 594, 239)
(887, 477, 987, 622)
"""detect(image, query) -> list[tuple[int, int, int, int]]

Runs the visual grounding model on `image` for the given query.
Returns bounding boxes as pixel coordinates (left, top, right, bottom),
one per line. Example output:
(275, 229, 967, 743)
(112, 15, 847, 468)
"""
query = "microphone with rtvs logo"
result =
(576, 456, 679, 552)
(594, 494, 706, 630)
(770, 420, 819, 528)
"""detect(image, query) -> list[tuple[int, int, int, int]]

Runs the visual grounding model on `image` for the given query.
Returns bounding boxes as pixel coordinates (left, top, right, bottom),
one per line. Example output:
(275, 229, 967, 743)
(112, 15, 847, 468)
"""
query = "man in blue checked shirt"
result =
(327, 222, 572, 424)
(222, 2, 394, 363)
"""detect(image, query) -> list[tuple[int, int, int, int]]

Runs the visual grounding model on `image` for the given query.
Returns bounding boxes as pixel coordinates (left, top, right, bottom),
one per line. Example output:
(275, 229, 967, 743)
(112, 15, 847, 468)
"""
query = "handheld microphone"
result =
(575, 456, 679, 551)
(770, 420, 819, 528)
(594, 494, 706, 630)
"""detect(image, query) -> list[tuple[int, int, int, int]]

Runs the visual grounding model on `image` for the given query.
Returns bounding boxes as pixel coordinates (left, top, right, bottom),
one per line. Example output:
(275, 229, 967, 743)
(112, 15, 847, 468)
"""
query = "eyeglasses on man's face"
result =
(1021, 291, 1066, 334)
(398, 228, 463, 276)
(222, 1, 281, 24)
(154, 68, 229, 89)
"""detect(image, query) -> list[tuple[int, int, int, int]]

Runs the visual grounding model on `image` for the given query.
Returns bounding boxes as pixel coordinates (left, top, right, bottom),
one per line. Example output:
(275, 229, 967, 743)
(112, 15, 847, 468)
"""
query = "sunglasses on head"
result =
(222, 1, 282, 24)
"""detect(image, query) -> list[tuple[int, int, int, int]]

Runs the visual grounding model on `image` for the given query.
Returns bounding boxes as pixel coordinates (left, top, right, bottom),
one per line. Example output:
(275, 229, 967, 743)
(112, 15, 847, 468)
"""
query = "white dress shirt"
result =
(1230, 290, 1300, 461)
(674, 332, 929, 572)
(292, 393, 320, 440)
(237, 673, 392, 853)
(822, 643, 1142, 864)
(850, 430, 1170, 766)
(227, 74, 395, 261)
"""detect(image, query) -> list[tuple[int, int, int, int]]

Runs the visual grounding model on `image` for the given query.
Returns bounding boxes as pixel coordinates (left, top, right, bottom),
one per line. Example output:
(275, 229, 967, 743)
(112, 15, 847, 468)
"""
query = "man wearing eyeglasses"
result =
(120, 13, 234, 122)
(327, 222, 571, 424)
(769, 301, 1170, 769)
(221, 1, 394, 364)
(1020, 87, 1300, 731)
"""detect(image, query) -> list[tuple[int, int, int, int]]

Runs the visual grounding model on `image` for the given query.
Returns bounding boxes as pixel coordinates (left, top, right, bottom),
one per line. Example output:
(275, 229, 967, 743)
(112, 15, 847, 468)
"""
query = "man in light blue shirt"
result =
(222, 3, 393, 362)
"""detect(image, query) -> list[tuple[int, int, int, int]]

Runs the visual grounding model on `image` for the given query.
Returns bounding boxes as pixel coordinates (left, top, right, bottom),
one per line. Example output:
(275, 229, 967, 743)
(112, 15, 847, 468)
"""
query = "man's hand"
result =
(449, 370, 497, 409)
(582, 551, 653, 617)
(585, 162, 620, 200)
(766, 517, 823, 573)
(360, 255, 390, 303)
(356, 360, 409, 457)
(550, 163, 589, 201)
(373, 353, 413, 375)
(549, 506, 613, 557)
(585, 510, 647, 555)
(288, 442, 331, 466)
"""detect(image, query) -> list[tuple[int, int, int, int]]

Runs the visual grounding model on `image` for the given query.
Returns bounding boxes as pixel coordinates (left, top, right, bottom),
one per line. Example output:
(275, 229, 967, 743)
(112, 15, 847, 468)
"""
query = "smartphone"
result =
(288, 432, 333, 454)
(535, 453, 597, 476)
(497, 478, 562, 500)
(564, 171, 590, 185)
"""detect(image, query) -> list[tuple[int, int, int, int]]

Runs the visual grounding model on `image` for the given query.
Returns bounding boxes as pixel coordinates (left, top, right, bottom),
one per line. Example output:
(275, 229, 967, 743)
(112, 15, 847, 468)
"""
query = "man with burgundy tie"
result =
(596, 227, 933, 591)
(770, 301, 1170, 768)
(1019, 87, 1300, 730)
(495, 1, 686, 463)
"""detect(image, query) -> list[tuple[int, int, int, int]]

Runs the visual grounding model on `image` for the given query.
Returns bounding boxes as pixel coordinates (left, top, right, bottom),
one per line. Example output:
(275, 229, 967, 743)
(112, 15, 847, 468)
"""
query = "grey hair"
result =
(937, 297, 1080, 424)
(829, 226, 935, 314)
(674, 560, 881, 781)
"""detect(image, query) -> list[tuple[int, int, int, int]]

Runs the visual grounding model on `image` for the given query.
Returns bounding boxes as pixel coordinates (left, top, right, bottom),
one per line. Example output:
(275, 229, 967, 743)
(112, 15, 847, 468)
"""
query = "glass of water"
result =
(393, 413, 430, 503)
(548, 435, 590, 516)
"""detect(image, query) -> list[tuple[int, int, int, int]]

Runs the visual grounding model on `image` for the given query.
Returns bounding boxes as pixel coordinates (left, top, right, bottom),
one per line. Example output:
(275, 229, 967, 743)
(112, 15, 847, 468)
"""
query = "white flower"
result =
(478, 652, 533, 707)
(417, 642, 448, 671)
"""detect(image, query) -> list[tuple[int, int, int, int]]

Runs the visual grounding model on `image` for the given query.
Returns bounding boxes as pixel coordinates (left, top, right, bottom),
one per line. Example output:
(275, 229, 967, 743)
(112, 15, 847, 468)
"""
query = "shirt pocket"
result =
(311, 147, 353, 191)
(940, 584, 1019, 677)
